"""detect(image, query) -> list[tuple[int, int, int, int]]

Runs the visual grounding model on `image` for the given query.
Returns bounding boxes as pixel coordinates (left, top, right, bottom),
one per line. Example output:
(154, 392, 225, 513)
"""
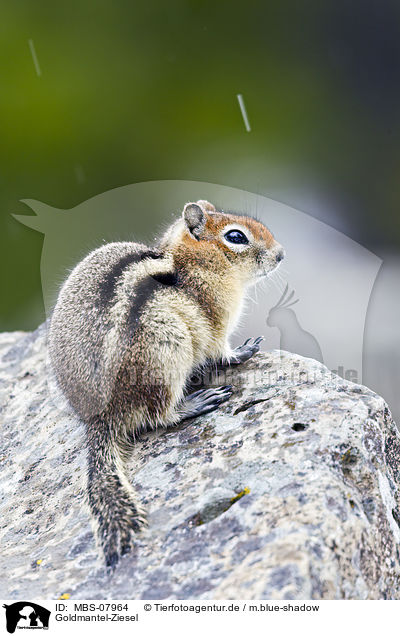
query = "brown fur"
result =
(48, 200, 283, 568)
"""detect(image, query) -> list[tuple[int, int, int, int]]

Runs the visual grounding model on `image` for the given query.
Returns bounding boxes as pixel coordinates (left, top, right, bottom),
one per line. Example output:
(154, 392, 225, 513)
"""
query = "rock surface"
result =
(1, 324, 400, 600)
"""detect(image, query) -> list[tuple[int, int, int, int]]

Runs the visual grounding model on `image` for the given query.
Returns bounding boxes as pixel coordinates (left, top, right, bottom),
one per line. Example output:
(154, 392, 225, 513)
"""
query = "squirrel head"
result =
(160, 200, 284, 285)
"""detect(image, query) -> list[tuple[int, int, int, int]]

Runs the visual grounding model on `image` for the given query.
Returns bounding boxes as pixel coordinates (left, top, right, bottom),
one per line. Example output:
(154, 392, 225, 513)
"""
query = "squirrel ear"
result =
(196, 200, 216, 213)
(183, 203, 205, 239)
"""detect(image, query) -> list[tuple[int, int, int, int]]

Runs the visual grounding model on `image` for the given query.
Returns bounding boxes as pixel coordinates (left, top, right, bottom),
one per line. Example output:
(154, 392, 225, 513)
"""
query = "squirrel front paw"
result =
(229, 336, 264, 364)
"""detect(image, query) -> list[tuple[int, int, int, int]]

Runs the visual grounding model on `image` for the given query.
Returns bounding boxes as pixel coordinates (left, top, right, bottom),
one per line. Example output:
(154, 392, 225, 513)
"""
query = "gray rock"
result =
(1, 324, 400, 600)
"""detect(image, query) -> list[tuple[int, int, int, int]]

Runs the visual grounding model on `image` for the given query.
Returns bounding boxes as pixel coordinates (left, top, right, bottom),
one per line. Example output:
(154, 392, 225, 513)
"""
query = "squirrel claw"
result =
(180, 386, 233, 421)
(229, 336, 264, 365)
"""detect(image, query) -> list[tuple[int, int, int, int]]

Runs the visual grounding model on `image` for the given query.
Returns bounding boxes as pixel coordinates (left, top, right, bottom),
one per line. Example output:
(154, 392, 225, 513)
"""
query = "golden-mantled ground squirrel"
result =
(48, 200, 284, 567)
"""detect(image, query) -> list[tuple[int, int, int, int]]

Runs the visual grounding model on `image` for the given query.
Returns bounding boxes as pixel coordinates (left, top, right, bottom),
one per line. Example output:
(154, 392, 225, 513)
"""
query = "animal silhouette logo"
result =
(13, 180, 381, 381)
(266, 284, 324, 363)
(3, 602, 50, 633)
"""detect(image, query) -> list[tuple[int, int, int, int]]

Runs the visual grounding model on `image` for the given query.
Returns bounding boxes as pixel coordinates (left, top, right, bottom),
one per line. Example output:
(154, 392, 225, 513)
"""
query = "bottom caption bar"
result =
(0, 599, 396, 634)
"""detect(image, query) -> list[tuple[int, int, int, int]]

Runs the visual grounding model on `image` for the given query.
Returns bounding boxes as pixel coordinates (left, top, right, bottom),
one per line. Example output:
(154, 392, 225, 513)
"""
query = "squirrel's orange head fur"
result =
(161, 200, 284, 285)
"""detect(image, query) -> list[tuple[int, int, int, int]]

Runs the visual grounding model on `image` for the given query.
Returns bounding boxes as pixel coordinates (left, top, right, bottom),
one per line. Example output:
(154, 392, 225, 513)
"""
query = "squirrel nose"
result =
(275, 248, 285, 263)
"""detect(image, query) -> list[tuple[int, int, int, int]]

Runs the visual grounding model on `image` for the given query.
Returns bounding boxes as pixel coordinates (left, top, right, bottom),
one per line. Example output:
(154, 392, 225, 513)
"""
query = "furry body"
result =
(48, 200, 283, 566)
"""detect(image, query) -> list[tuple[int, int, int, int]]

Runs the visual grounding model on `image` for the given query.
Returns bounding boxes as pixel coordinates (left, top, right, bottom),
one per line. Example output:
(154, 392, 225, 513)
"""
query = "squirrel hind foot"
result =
(179, 385, 233, 421)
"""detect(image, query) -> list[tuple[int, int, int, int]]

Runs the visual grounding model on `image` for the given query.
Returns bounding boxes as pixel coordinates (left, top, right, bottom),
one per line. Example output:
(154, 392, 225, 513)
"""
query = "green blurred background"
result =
(1, 0, 400, 331)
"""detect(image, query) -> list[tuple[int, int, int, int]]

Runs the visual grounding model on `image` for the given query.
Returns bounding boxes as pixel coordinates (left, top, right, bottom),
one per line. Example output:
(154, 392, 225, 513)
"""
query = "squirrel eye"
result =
(224, 229, 249, 245)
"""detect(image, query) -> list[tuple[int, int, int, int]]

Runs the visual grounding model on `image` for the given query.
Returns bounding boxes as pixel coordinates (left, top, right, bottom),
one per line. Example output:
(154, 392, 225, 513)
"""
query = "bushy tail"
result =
(86, 416, 146, 568)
